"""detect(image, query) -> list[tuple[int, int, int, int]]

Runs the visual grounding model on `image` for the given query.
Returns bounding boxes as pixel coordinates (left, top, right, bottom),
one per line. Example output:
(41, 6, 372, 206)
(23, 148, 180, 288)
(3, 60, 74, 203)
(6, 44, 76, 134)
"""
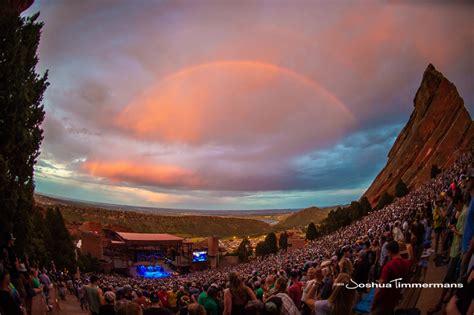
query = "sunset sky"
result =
(26, 1, 473, 210)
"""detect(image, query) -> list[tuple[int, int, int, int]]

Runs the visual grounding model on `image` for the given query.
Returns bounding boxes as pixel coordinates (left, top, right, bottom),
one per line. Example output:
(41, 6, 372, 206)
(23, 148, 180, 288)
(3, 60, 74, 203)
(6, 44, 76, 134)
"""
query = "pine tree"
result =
(431, 165, 442, 179)
(375, 192, 394, 210)
(306, 222, 318, 240)
(78, 253, 101, 273)
(255, 241, 267, 256)
(278, 232, 288, 251)
(0, 2, 48, 254)
(235, 237, 252, 262)
(45, 207, 76, 271)
(395, 179, 409, 198)
(264, 232, 278, 254)
(349, 201, 363, 220)
(29, 210, 51, 267)
(360, 196, 372, 215)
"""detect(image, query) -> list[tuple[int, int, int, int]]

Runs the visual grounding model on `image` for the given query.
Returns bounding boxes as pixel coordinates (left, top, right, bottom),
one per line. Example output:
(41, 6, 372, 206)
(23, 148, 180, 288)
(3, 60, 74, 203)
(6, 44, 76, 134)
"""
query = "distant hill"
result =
(35, 196, 272, 238)
(365, 64, 474, 205)
(34, 194, 298, 217)
(273, 206, 333, 230)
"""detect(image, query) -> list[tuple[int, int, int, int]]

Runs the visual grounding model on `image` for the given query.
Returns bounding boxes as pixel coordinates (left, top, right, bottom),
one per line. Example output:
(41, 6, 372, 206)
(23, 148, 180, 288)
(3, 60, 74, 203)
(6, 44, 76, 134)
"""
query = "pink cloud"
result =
(114, 60, 355, 150)
(83, 160, 204, 189)
(27, 1, 473, 203)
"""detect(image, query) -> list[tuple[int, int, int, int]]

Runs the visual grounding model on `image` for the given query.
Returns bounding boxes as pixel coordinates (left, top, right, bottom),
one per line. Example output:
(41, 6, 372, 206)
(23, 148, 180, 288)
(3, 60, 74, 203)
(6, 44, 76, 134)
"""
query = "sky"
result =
(25, 1, 473, 210)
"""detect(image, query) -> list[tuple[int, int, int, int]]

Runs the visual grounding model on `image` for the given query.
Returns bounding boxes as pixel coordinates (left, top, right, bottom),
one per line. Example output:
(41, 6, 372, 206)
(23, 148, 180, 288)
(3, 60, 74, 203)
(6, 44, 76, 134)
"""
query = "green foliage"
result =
(375, 192, 394, 210)
(306, 222, 318, 240)
(318, 197, 374, 235)
(431, 164, 442, 179)
(278, 231, 288, 251)
(395, 179, 409, 198)
(45, 207, 77, 271)
(255, 232, 279, 256)
(28, 210, 52, 267)
(235, 237, 253, 262)
(255, 241, 267, 256)
(78, 253, 101, 273)
(319, 206, 350, 234)
(0, 2, 48, 255)
(20, 207, 76, 272)
(264, 232, 278, 254)
(360, 196, 372, 215)
(349, 201, 363, 220)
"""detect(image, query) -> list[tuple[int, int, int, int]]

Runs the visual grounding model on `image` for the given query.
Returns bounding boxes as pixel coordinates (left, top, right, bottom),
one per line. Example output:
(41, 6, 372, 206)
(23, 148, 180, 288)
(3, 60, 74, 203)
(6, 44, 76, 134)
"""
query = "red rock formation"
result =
(364, 64, 474, 205)
(9, 0, 34, 12)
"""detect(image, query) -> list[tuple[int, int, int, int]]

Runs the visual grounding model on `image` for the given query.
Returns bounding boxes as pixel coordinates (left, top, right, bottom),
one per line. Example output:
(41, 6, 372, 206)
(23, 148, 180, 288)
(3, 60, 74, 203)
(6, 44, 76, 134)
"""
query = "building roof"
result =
(194, 238, 209, 249)
(116, 232, 183, 242)
(110, 240, 125, 245)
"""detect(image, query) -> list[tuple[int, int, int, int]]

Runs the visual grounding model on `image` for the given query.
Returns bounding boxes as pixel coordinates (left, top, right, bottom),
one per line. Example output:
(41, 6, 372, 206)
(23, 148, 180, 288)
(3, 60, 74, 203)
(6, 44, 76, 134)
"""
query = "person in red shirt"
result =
(157, 286, 170, 309)
(288, 271, 303, 310)
(371, 241, 412, 315)
(133, 289, 149, 308)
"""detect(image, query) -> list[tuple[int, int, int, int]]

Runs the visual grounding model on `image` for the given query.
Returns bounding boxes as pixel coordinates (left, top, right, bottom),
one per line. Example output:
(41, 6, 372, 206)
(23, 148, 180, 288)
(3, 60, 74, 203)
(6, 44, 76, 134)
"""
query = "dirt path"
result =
(57, 295, 88, 315)
(416, 256, 448, 314)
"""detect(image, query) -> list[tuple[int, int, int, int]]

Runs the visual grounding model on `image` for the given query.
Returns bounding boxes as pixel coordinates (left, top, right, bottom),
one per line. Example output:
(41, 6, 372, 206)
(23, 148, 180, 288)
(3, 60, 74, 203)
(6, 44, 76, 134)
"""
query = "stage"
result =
(135, 264, 170, 279)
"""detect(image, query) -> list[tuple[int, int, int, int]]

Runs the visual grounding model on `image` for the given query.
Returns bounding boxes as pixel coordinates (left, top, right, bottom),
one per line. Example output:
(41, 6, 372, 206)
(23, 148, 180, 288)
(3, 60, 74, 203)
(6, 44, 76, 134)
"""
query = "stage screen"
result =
(136, 265, 170, 279)
(193, 251, 208, 262)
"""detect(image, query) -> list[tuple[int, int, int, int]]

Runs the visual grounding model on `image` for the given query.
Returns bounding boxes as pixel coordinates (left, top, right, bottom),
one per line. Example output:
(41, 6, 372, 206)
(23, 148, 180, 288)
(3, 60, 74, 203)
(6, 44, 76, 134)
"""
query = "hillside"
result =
(273, 206, 333, 230)
(35, 198, 272, 238)
(365, 64, 474, 205)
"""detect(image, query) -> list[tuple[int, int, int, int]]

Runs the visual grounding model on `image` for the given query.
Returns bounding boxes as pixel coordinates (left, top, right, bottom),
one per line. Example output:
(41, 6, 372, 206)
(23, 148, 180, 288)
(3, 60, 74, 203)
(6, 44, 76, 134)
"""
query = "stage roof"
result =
(116, 232, 183, 242)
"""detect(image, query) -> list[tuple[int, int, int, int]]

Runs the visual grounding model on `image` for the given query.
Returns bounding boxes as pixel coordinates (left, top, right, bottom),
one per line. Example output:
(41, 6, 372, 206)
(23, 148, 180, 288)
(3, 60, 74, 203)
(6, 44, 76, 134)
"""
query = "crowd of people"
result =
(1, 151, 473, 315)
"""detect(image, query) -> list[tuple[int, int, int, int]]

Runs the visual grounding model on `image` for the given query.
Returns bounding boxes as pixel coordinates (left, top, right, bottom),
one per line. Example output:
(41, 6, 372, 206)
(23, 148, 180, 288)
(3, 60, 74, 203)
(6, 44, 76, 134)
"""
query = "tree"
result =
(0, 2, 48, 254)
(255, 241, 267, 256)
(395, 179, 409, 198)
(256, 232, 278, 256)
(78, 253, 101, 273)
(375, 192, 394, 210)
(349, 201, 363, 220)
(264, 232, 278, 254)
(279, 232, 288, 251)
(360, 196, 372, 215)
(431, 164, 442, 179)
(235, 237, 252, 262)
(45, 207, 76, 271)
(28, 210, 51, 267)
(306, 222, 318, 240)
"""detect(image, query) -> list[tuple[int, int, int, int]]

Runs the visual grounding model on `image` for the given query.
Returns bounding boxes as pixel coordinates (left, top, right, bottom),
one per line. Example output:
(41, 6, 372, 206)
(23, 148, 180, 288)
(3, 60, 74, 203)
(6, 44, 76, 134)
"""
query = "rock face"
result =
(364, 64, 474, 205)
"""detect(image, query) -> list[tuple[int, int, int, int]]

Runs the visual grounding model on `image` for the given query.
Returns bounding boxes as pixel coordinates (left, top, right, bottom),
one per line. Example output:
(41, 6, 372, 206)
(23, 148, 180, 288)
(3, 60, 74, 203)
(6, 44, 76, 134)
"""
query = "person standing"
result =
(433, 200, 447, 257)
(427, 197, 468, 314)
(0, 271, 23, 315)
(304, 272, 355, 315)
(287, 271, 303, 310)
(223, 272, 256, 315)
(2, 234, 21, 293)
(266, 277, 299, 315)
(371, 241, 412, 315)
(99, 291, 116, 315)
(144, 292, 172, 315)
(338, 247, 353, 275)
(198, 286, 219, 315)
(84, 275, 103, 315)
(460, 172, 474, 278)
